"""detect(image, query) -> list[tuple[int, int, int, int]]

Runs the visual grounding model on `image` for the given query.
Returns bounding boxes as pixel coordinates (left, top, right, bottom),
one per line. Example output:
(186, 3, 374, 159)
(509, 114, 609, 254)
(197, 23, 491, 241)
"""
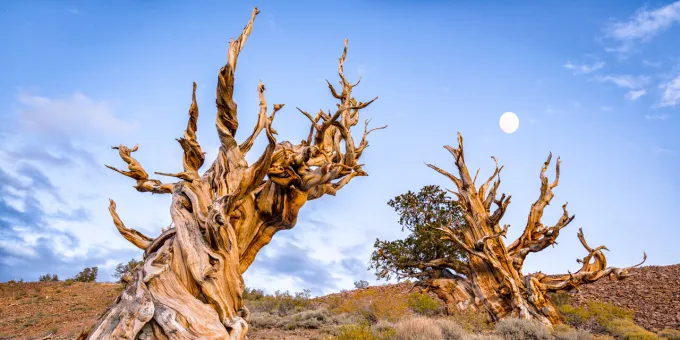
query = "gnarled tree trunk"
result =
(79, 8, 384, 339)
(391, 133, 646, 325)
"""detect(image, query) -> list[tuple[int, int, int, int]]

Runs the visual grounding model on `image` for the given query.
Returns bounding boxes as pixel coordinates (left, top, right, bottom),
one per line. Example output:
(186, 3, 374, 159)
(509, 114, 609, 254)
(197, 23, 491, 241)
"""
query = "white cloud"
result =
(625, 89, 647, 101)
(604, 1, 680, 52)
(658, 74, 680, 107)
(645, 114, 670, 120)
(67, 8, 79, 15)
(601, 105, 613, 111)
(593, 75, 651, 101)
(564, 60, 605, 74)
(0, 239, 38, 259)
(603, 45, 632, 55)
(16, 91, 137, 137)
(642, 60, 662, 68)
(0, 90, 152, 282)
(593, 74, 650, 89)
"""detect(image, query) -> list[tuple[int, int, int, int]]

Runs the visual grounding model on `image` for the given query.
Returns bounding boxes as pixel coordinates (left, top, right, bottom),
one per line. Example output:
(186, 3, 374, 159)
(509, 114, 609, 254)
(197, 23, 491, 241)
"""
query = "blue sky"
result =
(0, 1, 678, 295)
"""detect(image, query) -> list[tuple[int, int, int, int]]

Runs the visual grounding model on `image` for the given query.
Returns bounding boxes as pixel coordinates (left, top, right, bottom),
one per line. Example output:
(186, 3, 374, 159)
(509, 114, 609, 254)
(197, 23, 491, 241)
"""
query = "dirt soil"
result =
(1, 264, 678, 339)
(0, 281, 120, 340)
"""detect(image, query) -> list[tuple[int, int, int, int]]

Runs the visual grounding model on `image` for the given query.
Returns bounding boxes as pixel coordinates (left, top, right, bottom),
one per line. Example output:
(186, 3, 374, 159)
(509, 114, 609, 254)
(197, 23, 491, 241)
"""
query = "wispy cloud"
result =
(592, 74, 650, 100)
(625, 89, 647, 101)
(1, 141, 98, 168)
(545, 105, 558, 115)
(658, 74, 680, 107)
(16, 91, 137, 137)
(653, 147, 677, 156)
(604, 1, 680, 54)
(642, 60, 662, 68)
(0, 164, 135, 282)
(601, 105, 613, 111)
(592, 74, 650, 89)
(0, 90, 144, 282)
(252, 240, 338, 294)
(645, 113, 670, 120)
(15, 163, 61, 200)
(564, 60, 605, 74)
(67, 8, 79, 15)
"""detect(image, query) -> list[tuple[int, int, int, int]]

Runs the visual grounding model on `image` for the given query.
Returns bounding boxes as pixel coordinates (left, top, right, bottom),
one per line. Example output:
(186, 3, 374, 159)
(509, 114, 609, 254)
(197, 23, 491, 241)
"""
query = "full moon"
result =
(499, 112, 519, 134)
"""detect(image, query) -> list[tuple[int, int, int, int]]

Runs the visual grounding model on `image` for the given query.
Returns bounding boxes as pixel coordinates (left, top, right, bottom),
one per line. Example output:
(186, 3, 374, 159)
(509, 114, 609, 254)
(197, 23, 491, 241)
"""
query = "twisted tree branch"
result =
(105, 145, 173, 194)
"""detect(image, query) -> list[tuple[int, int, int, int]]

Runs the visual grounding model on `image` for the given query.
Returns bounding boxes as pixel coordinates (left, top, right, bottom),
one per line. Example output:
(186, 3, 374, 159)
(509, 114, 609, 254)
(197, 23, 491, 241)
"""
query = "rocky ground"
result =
(1, 264, 678, 339)
(566, 264, 680, 331)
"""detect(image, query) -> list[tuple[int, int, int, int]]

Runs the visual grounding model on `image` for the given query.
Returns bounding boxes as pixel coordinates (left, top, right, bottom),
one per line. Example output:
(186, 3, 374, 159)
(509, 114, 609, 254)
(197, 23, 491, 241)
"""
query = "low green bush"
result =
(73, 267, 98, 282)
(552, 323, 594, 340)
(243, 287, 265, 300)
(245, 288, 312, 316)
(38, 274, 59, 282)
(605, 318, 658, 340)
(555, 297, 642, 337)
(250, 307, 361, 332)
(333, 323, 377, 340)
(447, 309, 493, 333)
(658, 328, 680, 340)
(407, 292, 442, 316)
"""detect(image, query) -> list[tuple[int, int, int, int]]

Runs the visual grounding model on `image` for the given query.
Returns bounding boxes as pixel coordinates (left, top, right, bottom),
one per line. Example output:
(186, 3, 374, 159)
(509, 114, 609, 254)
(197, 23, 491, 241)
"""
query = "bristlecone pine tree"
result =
(80, 8, 384, 340)
(372, 133, 646, 326)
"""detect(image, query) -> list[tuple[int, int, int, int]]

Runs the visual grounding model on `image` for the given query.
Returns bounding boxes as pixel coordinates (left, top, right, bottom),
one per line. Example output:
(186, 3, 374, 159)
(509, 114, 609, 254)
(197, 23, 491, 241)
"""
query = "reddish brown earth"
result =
(0, 281, 120, 340)
(315, 280, 419, 305)
(1, 264, 678, 339)
(566, 264, 680, 331)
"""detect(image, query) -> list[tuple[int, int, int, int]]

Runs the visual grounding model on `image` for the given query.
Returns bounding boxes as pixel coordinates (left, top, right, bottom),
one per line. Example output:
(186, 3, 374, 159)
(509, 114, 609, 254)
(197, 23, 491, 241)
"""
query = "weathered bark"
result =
(401, 133, 646, 326)
(81, 7, 384, 339)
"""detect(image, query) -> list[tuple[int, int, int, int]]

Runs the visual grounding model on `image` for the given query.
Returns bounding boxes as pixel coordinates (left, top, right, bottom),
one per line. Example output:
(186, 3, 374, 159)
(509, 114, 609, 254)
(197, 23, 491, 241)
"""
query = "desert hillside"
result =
(565, 264, 680, 331)
(1, 264, 678, 339)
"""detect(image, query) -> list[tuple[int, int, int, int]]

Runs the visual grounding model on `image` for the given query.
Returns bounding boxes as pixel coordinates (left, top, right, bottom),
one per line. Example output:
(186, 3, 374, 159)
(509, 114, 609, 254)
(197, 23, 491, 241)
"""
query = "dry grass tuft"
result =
(393, 316, 444, 340)
(495, 318, 552, 340)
